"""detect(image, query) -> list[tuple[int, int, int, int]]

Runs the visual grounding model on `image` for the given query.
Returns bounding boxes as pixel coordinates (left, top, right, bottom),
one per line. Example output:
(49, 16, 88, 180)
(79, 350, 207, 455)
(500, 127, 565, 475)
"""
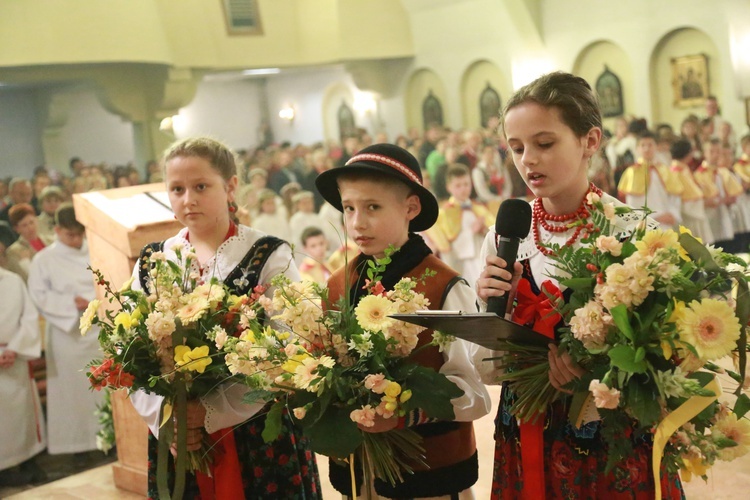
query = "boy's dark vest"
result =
(328, 254, 477, 496)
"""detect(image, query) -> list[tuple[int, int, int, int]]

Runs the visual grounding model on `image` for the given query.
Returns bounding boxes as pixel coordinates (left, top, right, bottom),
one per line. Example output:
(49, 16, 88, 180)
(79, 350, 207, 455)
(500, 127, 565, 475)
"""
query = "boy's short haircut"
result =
(637, 130, 658, 144)
(55, 203, 85, 232)
(740, 134, 750, 149)
(445, 163, 471, 182)
(8, 203, 35, 228)
(670, 139, 692, 161)
(301, 226, 325, 246)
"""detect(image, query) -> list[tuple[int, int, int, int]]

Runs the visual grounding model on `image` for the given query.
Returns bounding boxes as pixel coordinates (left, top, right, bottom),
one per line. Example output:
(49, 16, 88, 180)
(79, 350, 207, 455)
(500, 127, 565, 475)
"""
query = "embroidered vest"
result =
(327, 254, 477, 471)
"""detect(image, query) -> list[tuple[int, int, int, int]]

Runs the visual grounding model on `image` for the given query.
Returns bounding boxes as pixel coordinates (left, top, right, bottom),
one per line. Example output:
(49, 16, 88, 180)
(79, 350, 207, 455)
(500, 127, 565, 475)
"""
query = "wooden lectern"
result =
(74, 184, 182, 496)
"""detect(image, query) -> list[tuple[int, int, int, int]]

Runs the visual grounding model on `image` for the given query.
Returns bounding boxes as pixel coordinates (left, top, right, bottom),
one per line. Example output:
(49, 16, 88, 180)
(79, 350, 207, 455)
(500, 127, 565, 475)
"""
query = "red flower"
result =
(278, 454, 289, 466)
(301, 465, 308, 476)
(265, 447, 274, 458)
(304, 450, 312, 461)
(266, 483, 277, 493)
(291, 474, 302, 486)
(254, 466, 263, 478)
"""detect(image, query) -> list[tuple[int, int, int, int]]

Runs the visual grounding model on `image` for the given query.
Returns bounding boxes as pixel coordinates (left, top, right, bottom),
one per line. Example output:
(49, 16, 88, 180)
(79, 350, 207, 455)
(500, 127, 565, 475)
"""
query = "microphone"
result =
(486, 199, 532, 316)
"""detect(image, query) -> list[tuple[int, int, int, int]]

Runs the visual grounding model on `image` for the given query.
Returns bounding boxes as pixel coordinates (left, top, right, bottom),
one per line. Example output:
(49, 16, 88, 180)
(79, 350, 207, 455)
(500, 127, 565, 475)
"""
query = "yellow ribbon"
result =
(652, 376, 720, 500)
(349, 453, 357, 500)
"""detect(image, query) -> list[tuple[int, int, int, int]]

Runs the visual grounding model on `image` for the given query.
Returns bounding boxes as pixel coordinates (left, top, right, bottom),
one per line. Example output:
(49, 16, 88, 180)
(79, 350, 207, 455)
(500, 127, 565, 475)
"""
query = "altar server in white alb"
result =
(0, 268, 46, 480)
(27, 204, 102, 454)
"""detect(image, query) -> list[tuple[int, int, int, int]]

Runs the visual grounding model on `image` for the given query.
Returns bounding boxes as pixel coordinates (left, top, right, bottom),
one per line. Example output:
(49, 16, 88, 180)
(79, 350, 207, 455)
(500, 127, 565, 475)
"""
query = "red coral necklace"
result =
(532, 183, 602, 256)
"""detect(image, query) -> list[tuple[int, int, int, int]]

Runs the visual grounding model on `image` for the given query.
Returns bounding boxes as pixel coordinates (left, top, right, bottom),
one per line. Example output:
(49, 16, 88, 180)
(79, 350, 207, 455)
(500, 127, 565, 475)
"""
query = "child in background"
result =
(434, 164, 493, 286)
(298, 226, 332, 286)
(27, 204, 102, 456)
(694, 138, 741, 251)
(288, 191, 330, 262)
(315, 143, 490, 499)
(617, 130, 682, 228)
(670, 139, 714, 243)
(251, 188, 292, 243)
(35, 186, 65, 242)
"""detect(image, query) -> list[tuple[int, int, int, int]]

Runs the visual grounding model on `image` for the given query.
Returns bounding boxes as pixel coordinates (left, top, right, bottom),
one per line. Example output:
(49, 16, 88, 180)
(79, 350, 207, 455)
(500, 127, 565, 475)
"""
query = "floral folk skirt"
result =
(146, 409, 321, 500)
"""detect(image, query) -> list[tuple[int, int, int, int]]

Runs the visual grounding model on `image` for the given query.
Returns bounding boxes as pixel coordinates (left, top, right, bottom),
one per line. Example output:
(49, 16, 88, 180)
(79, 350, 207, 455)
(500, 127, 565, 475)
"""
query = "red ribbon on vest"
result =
(195, 428, 245, 500)
(511, 278, 562, 500)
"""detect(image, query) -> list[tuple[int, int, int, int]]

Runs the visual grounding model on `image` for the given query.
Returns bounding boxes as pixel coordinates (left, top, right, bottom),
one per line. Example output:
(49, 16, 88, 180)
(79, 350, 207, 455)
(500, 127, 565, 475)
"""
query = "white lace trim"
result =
(516, 193, 658, 260)
(162, 225, 269, 283)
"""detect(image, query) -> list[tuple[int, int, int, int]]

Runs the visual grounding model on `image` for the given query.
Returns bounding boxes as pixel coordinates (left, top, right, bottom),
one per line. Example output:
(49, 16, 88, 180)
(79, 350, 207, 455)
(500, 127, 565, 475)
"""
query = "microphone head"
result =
(495, 198, 532, 239)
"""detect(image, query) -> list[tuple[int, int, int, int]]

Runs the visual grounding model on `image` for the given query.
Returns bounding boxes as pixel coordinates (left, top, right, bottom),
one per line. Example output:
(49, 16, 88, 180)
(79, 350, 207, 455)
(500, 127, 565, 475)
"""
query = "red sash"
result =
(511, 278, 562, 500)
(195, 428, 245, 500)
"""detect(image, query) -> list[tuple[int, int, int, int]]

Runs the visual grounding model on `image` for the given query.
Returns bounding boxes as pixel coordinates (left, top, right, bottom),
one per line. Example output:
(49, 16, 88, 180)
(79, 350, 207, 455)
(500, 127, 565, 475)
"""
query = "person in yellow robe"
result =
(433, 164, 494, 286)
(617, 131, 682, 229)
(693, 138, 744, 251)
(670, 139, 714, 243)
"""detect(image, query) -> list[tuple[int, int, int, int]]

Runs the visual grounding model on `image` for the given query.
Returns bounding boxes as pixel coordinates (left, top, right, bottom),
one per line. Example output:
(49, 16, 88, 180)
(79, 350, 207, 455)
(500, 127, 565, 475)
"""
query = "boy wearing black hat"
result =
(316, 143, 490, 499)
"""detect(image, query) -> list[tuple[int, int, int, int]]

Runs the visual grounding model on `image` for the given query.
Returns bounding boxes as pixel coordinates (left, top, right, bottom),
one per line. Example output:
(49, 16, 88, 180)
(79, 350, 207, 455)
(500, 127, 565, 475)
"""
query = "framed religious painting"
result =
(595, 66, 624, 118)
(671, 54, 709, 108)
(338, 101, 357, 140)
(479, 83, 502, 128)
(222, 0, 263, 35)
(422, 90, 444, 130)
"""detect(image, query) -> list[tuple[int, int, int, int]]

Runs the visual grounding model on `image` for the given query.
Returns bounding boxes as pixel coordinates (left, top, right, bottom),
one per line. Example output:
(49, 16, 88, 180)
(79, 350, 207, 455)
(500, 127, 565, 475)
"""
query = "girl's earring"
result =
(228, 201, 238, 213)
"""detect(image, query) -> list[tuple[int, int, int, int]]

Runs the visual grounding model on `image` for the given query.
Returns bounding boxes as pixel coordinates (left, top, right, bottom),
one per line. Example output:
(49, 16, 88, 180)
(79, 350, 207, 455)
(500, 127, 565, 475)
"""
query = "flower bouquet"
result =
(81, 246, 267, 500)
(494, 193, 750, 487)
(220, 249, 463, 491)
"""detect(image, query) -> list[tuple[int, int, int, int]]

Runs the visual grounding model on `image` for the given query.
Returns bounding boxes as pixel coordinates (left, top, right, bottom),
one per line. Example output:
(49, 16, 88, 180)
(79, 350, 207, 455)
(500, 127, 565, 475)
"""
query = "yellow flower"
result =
(282, 353, 311, 373)
(176, 298, 210, 325)
(79, 299, 100, 335)
(668, 300, 687, 324)
(131, 307, 143, 325)
(114, 311, 133, 330)
(714, 413, 750, 461)
(679, 225, 703, 244)
(399, 389, 412, 403)
(635, 229, 679, 257)
(174, 345, 212, 373)
(354, 295, 395, 332)
(676, 299, 741, 361)
(384, 381, 402, 398)
(660, 340, 673, 360)
(118, 276, 135, 293)
(680, 454, 710, 482)
(228, 294, 242, 308)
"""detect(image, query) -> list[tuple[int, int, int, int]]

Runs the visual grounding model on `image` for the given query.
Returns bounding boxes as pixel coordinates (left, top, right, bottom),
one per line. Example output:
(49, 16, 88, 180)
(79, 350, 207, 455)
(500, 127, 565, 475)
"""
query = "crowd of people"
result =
(1, 82, 749, 496)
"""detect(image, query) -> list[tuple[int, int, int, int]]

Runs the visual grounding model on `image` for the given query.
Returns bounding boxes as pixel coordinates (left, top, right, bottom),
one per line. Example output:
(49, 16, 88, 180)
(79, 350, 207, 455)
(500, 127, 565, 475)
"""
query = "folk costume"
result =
(0, 268, 46, 471)
(478, 190, 684, 500)
(315, 143, 491, 499)
(27, 239, 102, 454)
(130, 224, 321, 500)
(617, 159, 683, 229)
(670, 160, 714, 244)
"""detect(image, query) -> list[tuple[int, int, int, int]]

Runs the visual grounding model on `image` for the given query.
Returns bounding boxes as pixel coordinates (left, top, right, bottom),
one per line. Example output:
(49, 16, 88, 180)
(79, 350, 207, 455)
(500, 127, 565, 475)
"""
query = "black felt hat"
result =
(315, 143, 438, 232)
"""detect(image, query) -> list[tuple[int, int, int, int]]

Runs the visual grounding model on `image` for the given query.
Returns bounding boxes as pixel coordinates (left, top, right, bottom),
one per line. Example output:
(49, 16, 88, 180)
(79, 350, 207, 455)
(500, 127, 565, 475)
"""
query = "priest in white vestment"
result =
(0, 267, 46, 474)
(27, 205, 102, 454)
